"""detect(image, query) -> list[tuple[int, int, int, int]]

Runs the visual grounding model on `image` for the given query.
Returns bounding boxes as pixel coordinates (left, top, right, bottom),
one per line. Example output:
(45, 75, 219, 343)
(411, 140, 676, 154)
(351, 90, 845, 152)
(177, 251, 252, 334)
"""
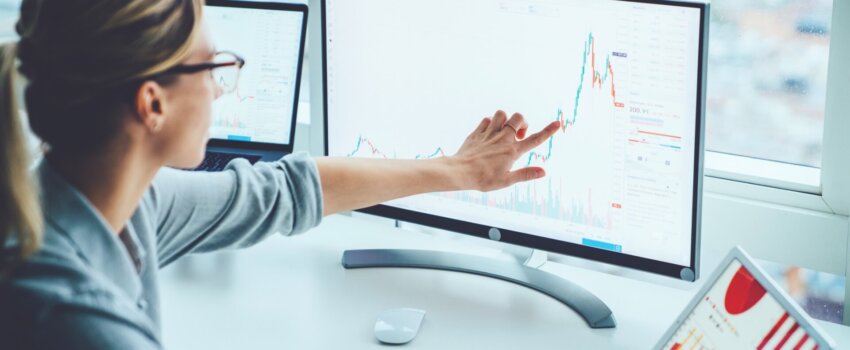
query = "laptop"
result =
(656, 246, 836, 350)
(197, 0, 308, 171)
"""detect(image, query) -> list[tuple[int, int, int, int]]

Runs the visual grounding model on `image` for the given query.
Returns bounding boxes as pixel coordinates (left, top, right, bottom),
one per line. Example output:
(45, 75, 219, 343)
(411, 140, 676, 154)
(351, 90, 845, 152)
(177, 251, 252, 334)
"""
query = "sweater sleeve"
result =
(148, 152, 324, 267)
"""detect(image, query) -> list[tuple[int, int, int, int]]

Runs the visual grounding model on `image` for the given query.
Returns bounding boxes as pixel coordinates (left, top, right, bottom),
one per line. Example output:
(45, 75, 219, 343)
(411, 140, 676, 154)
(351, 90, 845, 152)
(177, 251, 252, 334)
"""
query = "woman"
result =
(0, 0, 559, 348)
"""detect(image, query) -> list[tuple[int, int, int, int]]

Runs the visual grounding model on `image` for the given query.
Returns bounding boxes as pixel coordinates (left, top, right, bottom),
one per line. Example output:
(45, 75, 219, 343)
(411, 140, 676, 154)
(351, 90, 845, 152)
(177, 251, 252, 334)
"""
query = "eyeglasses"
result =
(158, 51, 245, 94)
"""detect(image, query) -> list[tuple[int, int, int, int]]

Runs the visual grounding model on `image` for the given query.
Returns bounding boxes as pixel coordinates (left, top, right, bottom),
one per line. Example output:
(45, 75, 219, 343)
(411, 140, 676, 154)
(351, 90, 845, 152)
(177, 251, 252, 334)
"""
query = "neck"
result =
(49, 142, 162, 234)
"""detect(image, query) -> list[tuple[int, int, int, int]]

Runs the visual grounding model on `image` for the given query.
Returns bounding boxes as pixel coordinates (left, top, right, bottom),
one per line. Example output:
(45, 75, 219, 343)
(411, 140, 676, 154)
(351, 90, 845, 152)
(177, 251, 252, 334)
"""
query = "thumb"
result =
(508, 167, 545, 185)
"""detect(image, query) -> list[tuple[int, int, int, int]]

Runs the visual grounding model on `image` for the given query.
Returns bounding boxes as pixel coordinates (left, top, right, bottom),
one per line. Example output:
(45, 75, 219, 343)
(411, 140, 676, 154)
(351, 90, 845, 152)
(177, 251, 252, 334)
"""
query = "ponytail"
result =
(0, 42, 42, 269)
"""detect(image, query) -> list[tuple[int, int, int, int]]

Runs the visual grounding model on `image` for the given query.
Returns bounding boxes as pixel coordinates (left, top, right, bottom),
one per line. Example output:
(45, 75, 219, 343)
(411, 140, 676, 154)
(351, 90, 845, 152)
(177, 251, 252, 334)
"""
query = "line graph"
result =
(213, 75, 256, 130)
(348, 136, 389, 158)
(348, 135, 445, 160)
(348, 31, 624, 167)
(344, 32, 626, 230)
(526, 32, 624, 167)
(525, 110, 561, 166)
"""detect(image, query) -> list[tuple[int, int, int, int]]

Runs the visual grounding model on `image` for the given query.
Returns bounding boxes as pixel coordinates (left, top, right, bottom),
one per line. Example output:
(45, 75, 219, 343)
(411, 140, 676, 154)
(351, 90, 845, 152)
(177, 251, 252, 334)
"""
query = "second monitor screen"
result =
(325, 0, 703, 267)
(205, 5, 304, 145)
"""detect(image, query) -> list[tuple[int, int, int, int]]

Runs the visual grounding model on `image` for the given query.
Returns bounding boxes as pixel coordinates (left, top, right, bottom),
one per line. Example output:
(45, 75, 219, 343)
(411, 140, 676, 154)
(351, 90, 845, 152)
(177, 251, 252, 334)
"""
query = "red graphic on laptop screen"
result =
(725, 266, 767, 315)
(663, 260, 821, 349)
(756, 312, 817, 350)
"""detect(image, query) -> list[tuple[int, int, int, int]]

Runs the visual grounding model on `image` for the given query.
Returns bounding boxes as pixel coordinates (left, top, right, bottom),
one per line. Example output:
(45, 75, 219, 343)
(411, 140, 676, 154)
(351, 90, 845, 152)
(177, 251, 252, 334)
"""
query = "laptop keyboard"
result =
(195, 151, 262, 172)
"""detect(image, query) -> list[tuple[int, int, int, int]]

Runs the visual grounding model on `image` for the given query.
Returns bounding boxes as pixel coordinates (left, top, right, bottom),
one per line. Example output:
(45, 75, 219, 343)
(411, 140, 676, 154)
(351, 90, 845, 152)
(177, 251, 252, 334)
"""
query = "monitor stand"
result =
(341, 248, 617, 329)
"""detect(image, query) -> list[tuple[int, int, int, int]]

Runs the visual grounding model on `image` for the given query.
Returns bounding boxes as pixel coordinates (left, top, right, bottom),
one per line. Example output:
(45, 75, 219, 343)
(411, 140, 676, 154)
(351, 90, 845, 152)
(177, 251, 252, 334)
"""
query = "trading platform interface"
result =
(206, 6, 303, 144)
(326, 0, 703, 266)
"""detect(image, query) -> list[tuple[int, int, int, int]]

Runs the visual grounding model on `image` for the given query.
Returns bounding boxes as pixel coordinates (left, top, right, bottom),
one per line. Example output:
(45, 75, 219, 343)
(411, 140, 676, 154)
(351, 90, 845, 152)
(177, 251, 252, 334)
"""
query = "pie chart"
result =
(725, 266, 767, 315)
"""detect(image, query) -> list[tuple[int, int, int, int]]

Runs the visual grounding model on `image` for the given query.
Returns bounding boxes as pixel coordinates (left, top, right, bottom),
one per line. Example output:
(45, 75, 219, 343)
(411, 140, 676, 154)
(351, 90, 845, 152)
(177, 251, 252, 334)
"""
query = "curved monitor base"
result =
(341, 249, 617, 329)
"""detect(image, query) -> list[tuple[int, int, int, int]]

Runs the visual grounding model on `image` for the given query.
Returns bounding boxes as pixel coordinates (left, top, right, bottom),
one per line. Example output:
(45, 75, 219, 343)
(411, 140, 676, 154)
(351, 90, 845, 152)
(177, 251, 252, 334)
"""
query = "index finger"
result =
(516, 121, 561, 153)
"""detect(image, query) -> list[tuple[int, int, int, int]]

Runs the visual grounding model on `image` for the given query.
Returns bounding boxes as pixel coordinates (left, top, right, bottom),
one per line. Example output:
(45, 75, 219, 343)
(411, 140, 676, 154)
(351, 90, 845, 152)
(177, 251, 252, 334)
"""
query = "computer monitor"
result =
(205, 0, 306, 149)
(323, 0, 708, 328)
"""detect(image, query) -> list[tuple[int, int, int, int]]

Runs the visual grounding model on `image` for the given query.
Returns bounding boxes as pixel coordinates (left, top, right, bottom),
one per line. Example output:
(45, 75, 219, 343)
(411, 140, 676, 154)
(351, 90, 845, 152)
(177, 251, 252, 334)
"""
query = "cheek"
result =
(169, 91, 212, 154)
(200, 77, 217, 125)
(159, 77, 218, 168)
(186, 82, 215, 135)
(186, 77, 218, 141)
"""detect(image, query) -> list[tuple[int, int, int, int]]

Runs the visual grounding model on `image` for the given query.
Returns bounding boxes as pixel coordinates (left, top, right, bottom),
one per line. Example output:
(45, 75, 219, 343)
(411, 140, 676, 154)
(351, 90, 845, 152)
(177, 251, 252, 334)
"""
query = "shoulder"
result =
(0, 244, 133, 321)
(0, 243, 158, 348)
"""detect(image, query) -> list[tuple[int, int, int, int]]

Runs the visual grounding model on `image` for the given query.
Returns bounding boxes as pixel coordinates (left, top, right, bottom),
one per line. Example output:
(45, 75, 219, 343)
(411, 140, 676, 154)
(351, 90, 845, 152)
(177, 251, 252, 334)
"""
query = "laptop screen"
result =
(204, 4, 305, 145)
(661, 258, 824, 349)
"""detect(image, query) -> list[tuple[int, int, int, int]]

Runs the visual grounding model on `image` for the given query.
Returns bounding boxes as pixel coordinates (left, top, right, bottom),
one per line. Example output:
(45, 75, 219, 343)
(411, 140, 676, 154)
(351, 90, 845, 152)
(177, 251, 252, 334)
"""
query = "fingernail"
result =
(536, 169, 545, 178)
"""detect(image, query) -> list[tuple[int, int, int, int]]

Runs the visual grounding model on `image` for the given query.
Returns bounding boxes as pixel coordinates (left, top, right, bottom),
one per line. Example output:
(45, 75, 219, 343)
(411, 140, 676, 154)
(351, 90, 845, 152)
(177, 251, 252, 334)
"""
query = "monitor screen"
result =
(662, 259, 823, 349)
(205, 4, 304, 145)
(324, 0, 706, 277)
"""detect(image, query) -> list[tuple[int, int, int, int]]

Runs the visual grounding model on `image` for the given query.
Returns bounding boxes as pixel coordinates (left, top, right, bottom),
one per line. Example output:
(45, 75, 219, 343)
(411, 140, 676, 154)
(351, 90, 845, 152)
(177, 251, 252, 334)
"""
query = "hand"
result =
(449, 110, 560, 192)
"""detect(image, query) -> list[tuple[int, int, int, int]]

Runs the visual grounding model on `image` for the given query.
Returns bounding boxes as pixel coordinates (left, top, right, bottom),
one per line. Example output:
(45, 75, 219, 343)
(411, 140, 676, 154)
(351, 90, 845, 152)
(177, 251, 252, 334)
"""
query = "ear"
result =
(134, 81, 168, 133)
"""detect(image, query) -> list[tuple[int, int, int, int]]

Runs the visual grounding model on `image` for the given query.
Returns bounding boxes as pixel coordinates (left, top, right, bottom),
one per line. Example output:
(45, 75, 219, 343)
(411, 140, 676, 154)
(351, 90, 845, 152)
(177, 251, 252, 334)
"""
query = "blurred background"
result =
(706, 0, 832, 168)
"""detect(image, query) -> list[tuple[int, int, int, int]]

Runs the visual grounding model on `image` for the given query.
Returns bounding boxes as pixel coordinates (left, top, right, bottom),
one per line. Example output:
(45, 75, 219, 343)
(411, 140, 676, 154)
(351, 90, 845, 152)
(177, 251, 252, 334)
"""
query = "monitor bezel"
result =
(321, 0, 708, 281)
(205, 0, 308, 153)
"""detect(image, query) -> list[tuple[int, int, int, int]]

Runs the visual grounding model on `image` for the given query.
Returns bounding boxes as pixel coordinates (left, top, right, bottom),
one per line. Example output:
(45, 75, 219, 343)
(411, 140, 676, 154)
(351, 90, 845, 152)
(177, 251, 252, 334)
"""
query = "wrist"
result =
(436, 156, 469, 192)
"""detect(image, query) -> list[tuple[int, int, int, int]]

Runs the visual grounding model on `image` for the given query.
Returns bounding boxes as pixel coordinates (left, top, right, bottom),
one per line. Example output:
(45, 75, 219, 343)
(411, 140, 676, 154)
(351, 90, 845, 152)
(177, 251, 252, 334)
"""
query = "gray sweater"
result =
(0, 153, 324, 349)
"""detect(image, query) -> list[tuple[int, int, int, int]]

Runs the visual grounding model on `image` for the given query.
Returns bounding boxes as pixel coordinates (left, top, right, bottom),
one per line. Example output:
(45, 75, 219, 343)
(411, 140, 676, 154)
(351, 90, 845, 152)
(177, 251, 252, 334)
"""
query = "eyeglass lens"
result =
(212, 53, 241, 93)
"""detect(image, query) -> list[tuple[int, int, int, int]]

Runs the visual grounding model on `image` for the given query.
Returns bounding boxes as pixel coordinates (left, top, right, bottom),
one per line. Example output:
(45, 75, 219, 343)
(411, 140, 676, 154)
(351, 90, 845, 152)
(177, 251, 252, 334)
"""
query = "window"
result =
(761, 259, 845, 324)
(706, 0, 833, 168)
(0, 0, 18, 40)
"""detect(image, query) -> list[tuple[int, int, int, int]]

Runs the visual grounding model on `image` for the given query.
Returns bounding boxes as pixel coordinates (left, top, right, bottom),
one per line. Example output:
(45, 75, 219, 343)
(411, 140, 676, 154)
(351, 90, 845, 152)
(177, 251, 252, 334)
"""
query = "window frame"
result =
(819, 0, 850, 216)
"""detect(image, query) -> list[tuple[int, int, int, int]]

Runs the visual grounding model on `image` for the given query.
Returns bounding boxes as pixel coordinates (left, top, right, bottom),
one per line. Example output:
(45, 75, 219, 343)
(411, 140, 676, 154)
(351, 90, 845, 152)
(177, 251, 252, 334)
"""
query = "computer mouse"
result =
(373, 308, 426, 345)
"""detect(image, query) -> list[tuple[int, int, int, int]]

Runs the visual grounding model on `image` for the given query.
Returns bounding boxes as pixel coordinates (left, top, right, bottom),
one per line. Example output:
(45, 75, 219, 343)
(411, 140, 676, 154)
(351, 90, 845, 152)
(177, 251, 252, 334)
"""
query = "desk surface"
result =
(159, 215, 850, 349)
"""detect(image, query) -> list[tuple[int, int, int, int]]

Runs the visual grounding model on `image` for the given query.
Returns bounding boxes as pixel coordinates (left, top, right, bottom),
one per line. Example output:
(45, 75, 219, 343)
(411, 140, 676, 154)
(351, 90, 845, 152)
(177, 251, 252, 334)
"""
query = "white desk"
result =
(160, 215, 850, 349)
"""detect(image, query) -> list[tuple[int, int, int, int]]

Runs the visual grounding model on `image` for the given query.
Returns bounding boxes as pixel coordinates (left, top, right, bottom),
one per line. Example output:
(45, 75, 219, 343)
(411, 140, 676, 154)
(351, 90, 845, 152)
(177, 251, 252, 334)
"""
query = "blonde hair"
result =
(1, 42, 41, 264)
(1, 0, 204, 268)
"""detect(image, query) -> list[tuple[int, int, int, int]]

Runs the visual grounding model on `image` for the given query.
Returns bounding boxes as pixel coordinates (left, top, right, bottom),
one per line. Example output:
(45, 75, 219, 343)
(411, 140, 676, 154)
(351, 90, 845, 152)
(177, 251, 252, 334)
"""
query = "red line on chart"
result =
(637, 130, 682, 140)
(589, 33, 625, 109)
(348, 136, 389, 159)
(527, 32, 626, 166)
(347, 135, 445, 160)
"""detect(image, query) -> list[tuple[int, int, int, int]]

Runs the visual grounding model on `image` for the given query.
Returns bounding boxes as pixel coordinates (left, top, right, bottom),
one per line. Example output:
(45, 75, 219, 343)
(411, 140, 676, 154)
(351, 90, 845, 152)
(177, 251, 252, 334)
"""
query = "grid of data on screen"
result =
(206, 6, 303, 145)
(326, 0, 702, 266)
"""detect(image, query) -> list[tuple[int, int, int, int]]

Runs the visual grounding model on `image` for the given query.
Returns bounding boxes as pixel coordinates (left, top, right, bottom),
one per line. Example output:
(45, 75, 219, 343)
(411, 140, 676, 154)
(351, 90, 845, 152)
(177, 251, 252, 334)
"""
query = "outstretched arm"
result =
(316, 110, 561, 216)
